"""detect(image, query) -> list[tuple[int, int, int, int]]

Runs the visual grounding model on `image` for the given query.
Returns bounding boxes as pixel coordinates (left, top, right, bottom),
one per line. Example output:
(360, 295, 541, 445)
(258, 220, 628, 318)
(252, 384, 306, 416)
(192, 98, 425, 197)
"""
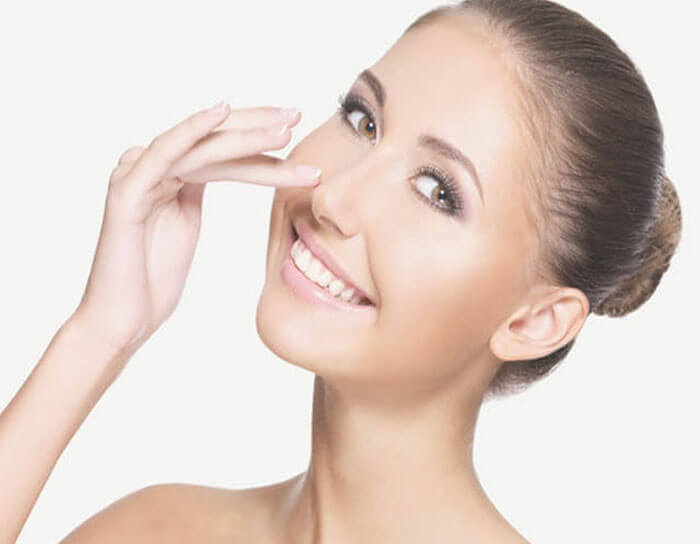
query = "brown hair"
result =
(404, 0, 683, 397)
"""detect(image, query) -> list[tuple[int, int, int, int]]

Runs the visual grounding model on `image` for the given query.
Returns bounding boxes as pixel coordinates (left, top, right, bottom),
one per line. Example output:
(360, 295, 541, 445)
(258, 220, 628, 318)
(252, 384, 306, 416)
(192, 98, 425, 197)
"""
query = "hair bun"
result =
(593, 175, 683, 317)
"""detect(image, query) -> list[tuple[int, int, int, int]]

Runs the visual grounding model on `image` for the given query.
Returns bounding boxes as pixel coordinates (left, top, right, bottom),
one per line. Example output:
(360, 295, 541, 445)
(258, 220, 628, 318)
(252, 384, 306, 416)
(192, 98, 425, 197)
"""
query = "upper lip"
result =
(292, 219, 376, 306)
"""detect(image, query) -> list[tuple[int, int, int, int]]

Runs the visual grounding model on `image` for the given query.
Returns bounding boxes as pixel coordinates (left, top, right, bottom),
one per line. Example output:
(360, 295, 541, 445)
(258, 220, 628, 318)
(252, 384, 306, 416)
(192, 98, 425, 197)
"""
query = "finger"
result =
(151, 177, 185, 208)
(117, 145, 146, 165)
(113, 107, 300, 186)
(109, 162, 132, 185)
(109, 146, 146, 186)
(215, 105, 301, 131)
(165, 124, 295, 178)
(178, 181, 206, 221)
(124, 101, 232, 194)
(177, 154, 322, 187)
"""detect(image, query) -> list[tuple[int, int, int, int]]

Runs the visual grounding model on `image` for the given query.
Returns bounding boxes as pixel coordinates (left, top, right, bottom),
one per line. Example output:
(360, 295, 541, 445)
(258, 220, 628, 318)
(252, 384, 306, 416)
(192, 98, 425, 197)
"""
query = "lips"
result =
(291, 219, 376, 306)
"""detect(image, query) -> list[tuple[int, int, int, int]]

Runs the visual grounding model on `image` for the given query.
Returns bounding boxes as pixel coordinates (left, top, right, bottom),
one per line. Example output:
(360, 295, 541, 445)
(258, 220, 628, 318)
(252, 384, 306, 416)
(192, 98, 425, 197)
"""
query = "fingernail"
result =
(268, 123, 289, 136)
(279, 107, 300, 121)
(294, 164, 322, 180)
(208, 100, 230, 114)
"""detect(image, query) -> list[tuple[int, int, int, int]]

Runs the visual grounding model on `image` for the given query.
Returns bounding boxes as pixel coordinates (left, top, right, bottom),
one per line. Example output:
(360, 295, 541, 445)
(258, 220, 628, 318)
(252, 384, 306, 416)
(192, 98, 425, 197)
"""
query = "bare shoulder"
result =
(58, 482, 270, 544)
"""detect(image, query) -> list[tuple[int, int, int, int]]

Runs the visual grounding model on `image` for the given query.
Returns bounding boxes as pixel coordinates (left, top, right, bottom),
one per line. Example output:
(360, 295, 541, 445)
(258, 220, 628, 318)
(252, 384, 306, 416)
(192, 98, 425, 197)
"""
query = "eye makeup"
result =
(335, 90, 467, 221)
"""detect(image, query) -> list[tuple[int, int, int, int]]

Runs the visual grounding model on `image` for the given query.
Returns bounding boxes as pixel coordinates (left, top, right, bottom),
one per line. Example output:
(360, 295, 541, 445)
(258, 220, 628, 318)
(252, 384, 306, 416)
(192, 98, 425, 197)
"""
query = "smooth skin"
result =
(0, 101, 322, 544)
(252, 13, 586, 544)
(3, 11, 591, 544)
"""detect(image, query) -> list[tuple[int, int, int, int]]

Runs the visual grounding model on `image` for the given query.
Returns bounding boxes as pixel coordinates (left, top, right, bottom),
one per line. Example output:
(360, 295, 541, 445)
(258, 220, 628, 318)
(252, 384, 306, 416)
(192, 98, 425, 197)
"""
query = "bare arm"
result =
(0, 317, 126, 544)
(0, 101, 317, 543)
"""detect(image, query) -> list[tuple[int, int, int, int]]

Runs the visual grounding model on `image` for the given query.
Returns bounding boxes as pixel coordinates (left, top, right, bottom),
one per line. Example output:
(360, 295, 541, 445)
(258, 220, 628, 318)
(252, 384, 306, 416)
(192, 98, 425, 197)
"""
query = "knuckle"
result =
(108, 162, 133, 187)
(118, 145, 145, 164)
(146, 138, 172, 167)
(149, 133, 167, 151)
(108, 166, 122, 185)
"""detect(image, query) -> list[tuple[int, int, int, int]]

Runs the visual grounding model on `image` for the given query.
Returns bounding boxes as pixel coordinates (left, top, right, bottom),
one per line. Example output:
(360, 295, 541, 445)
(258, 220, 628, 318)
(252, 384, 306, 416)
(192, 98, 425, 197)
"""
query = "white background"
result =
(1, 1, 697, 542)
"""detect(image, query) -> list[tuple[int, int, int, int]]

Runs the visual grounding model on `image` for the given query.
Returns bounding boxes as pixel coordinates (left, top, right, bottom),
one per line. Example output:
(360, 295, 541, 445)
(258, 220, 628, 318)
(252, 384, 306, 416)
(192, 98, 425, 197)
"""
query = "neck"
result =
(273, 357, 508, 543)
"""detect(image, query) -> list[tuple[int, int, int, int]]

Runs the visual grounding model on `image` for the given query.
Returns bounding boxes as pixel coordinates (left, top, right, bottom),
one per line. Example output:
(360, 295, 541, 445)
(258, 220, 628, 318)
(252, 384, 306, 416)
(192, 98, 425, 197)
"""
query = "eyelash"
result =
(335, 92, 465, 220)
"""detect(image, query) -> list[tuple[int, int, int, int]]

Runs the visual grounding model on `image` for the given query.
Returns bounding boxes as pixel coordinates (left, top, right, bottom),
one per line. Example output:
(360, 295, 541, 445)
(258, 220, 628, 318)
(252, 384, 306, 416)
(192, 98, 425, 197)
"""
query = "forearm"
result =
(0, 317, 128, 544)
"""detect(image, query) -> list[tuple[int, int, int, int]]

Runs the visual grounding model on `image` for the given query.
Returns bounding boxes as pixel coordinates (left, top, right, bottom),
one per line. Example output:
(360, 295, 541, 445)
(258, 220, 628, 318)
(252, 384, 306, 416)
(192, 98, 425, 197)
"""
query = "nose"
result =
(310, 149, 394, 238)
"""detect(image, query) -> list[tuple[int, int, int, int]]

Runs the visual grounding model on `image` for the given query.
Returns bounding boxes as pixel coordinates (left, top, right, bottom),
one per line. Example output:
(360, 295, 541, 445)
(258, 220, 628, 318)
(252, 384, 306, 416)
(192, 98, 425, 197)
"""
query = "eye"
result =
(335, 91, 466, 220)
(410, 165, 464, 219)
(336, 92, 378, 143)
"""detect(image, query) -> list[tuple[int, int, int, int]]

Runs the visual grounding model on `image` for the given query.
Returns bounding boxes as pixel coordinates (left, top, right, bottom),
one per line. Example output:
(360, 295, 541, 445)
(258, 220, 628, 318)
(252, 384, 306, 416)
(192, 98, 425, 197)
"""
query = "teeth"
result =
(317, 268, 333, 288)
(294, 243, 311, 272)
(307, 258, 323, 282)
(291, 237, 369, 306)
(327, 278, 345, 296)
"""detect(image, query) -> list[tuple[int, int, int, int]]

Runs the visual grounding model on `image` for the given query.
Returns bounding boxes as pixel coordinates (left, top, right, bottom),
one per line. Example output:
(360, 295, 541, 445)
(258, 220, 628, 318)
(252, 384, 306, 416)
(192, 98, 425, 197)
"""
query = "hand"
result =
(70, 101, 321, 359)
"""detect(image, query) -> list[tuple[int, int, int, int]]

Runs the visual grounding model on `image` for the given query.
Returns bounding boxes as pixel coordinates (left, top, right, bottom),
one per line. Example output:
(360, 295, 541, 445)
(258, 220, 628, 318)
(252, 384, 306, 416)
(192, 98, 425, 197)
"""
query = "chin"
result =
(255, 278, 375, 381)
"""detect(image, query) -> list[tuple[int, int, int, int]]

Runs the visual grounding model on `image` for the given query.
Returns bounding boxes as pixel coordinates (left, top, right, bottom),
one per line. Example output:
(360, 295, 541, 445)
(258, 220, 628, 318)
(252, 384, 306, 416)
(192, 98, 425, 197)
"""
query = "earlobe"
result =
(489, 289, 589, 362)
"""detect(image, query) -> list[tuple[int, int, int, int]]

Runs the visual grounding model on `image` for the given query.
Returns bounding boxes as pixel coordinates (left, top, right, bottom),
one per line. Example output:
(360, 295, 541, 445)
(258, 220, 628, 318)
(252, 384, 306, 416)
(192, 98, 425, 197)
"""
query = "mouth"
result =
(280, 218, 377, 312)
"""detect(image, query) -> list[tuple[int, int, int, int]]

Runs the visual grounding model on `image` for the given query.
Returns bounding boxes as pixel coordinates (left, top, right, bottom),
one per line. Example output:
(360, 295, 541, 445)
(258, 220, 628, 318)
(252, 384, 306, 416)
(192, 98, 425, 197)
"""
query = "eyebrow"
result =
(358, 69, 484, 205)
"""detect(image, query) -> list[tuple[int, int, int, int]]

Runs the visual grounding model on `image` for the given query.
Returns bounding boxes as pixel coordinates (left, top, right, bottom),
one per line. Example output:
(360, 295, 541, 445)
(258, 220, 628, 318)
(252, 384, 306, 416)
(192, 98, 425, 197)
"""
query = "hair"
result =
(404, 0, 683, 397)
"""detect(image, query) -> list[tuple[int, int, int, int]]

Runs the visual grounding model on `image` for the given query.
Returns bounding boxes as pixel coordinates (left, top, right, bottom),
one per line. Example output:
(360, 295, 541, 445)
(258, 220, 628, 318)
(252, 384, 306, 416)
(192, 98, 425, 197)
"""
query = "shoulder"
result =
(58, 482, 261, 543)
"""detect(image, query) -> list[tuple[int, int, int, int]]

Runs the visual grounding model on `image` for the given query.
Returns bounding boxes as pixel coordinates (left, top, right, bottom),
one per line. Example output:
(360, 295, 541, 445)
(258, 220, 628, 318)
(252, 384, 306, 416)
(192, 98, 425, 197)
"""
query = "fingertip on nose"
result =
(294, 164, 322, 180)
(279, 108, 301, 121)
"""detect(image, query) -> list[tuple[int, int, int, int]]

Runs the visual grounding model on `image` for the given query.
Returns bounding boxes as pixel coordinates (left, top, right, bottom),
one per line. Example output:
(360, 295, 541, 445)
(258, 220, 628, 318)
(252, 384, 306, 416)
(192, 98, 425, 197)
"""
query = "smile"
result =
(280, 219, 376, 313)
(291, 236, 372, 304)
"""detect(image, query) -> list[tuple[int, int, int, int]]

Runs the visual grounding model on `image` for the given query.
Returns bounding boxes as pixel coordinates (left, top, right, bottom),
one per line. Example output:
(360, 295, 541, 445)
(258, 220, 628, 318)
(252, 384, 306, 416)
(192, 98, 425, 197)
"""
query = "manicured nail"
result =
(208, 100, 229, 114)
(268, 123, 289, 136)
(294, 164, 322, 180)
(279, 107, 300, 121)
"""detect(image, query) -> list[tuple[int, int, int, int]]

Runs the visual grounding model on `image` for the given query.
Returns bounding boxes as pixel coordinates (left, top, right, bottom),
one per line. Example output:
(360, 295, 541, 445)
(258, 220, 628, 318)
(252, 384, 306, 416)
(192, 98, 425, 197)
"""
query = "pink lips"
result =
(291, 220, 375, 305)
(279, 220, 376, 313)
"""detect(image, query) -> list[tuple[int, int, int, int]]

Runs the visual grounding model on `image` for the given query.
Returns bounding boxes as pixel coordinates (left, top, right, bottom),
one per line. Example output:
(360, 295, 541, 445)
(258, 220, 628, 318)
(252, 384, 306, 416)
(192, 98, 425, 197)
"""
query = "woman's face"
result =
(255, 14, 540, 395)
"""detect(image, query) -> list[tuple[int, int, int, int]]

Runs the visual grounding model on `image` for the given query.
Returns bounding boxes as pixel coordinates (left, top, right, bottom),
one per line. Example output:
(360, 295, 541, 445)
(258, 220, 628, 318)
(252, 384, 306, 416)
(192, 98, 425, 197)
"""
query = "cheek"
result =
(372, 233, 521, 379)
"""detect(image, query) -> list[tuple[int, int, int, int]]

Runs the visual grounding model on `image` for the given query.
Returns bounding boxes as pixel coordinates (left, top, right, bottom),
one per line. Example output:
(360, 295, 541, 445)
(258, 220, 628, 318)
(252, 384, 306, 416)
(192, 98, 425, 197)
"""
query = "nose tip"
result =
(308, 157, 378, 239)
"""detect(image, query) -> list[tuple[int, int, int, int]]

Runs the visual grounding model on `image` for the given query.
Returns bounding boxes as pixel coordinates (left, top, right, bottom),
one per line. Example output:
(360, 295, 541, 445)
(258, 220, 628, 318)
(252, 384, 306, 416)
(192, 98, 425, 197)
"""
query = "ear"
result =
(489, 287, 589, 362)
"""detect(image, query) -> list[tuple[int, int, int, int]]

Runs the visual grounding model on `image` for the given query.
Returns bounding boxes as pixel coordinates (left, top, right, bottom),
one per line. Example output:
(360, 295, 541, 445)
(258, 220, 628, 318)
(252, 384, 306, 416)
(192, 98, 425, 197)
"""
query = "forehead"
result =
(375, 13, 521, 122)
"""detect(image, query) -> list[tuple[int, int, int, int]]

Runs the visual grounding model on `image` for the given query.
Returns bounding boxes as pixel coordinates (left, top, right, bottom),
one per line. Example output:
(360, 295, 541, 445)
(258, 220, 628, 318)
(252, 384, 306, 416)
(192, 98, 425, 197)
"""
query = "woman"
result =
(1, 0, 683, 542)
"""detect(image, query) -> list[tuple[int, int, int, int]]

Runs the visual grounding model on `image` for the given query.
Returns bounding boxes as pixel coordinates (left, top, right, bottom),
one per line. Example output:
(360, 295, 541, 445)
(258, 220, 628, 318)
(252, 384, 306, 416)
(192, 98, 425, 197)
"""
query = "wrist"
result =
(57, 316, 132, 385)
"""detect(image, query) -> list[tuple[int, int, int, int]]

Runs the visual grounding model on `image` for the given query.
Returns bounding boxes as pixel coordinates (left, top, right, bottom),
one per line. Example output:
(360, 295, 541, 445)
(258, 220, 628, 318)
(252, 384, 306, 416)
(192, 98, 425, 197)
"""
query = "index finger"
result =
(214, 105, 301, 131)
(125, 100, 232, 194)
